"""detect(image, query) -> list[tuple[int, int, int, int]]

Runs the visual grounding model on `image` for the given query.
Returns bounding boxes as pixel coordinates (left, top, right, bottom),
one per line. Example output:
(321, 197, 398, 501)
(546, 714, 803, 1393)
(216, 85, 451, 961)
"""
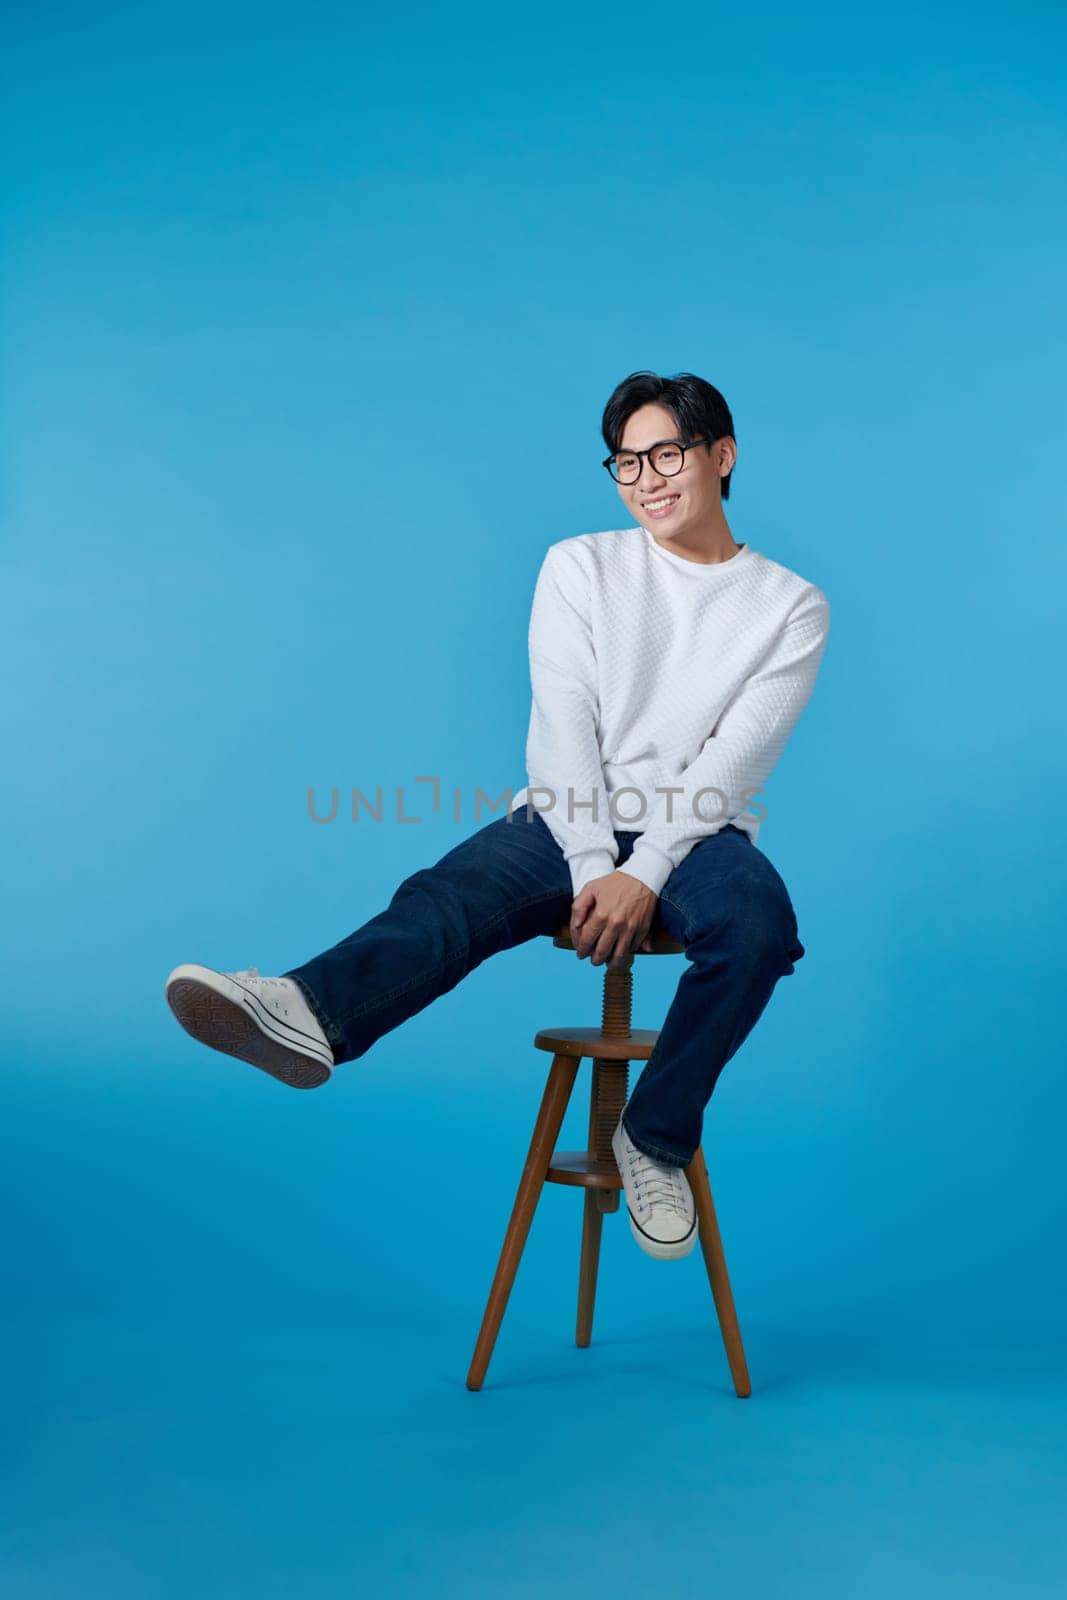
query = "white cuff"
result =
(568, 849, 618, 898)
(616, 841, 675, 897)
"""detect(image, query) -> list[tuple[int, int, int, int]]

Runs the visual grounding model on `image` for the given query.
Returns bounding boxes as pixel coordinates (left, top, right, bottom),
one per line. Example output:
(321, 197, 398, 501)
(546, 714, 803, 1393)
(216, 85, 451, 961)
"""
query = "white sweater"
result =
(511, 525, 830, 899)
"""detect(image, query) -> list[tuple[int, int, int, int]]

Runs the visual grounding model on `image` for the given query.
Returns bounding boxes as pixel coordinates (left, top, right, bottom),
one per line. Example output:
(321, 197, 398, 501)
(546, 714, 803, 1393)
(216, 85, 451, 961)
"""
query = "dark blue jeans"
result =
(283, 808, 806, 1168)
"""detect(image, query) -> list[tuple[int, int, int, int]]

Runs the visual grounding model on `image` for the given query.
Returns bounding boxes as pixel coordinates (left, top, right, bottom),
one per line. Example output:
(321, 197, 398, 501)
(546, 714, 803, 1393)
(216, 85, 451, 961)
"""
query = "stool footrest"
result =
(534, 1026, 659, 1059)
(546, 1150, 623, 1189)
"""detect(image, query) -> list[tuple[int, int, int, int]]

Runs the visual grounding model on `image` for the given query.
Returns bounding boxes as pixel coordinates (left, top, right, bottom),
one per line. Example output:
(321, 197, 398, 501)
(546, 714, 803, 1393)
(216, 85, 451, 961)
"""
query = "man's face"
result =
(614, 402, 735, 540)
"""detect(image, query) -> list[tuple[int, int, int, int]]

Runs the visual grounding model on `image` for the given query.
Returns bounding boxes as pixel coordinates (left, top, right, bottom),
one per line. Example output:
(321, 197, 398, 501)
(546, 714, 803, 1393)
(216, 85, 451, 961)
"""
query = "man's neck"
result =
(647, 512, 742, 565)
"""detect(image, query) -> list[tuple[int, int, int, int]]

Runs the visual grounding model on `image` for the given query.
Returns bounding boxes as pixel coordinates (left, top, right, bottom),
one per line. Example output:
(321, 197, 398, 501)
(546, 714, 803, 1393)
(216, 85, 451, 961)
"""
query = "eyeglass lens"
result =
(611, 443, 684, 483)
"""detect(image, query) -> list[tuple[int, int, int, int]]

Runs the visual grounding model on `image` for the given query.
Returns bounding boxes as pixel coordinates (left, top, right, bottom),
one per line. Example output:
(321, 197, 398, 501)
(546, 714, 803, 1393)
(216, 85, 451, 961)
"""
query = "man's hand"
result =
(571, 871, 659, 970)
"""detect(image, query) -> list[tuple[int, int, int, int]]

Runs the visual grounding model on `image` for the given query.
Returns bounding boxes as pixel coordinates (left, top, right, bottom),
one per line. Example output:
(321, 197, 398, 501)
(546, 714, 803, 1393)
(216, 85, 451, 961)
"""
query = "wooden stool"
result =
(466, 919, 752, 1395)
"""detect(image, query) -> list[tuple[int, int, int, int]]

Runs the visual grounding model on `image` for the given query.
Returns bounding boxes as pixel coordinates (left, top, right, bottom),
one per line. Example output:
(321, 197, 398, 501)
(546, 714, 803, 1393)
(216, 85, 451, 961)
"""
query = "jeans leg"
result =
(621, 826, 807, 1168)
(281, 808, 573, 1065)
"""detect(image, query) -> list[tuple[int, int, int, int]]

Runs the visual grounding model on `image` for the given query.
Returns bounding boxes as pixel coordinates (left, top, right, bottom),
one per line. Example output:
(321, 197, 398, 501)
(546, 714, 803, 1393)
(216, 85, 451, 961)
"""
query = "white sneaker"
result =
(611, 1113, 698, 1260)
(165, 964, 334, 1089)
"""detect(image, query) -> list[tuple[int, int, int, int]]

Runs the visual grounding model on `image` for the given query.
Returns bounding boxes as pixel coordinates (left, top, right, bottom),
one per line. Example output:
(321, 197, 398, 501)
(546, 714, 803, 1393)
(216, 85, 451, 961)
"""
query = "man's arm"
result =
(524, 543, 619, 896)
(616, 591, 831, 897)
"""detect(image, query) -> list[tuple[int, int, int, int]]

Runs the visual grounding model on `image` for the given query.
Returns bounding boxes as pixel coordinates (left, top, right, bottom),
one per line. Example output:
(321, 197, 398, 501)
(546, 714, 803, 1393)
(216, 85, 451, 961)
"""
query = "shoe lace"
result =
(231, 967, 287, 990)
(628, 1150, 689, 1216)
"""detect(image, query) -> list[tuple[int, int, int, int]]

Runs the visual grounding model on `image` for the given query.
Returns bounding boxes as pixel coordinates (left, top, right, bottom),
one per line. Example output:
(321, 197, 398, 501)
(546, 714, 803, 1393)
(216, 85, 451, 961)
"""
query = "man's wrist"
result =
(568, 849, 618, 898)
(616, 840, 675, 897)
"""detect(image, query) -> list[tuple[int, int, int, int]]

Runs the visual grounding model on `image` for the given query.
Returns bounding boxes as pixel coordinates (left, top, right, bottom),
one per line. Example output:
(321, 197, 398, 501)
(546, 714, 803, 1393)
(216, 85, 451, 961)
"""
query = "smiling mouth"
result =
(643, 495, 680, 516)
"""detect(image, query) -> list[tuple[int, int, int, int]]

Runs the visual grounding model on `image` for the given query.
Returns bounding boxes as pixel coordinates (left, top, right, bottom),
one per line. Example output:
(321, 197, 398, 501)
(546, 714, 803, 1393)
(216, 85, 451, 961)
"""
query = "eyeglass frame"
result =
(601, 435, 716, 484)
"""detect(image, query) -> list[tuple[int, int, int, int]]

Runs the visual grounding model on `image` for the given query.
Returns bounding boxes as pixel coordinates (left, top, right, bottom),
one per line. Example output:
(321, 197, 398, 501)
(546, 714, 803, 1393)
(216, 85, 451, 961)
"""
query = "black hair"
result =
(601, 370, 736, 500)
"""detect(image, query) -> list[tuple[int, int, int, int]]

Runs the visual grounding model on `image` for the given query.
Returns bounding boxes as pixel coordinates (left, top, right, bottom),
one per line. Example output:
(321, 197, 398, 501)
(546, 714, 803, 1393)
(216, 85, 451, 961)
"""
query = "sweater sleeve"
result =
(524, 543, 619, 897)
(617, 591, 831, 897)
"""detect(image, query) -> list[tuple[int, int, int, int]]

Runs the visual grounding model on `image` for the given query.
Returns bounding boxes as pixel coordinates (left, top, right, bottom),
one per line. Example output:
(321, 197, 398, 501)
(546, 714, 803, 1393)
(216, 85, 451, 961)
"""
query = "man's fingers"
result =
(590, 926, 637, 968)
(579, 929, 657, 963)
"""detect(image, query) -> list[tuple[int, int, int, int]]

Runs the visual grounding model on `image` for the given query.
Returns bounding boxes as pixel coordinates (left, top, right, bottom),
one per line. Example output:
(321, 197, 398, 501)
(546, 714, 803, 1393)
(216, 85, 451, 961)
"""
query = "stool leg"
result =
(576, 1054, 626, 1344)
(576, 1187, 603, 1348)
(686, 1146, 752, 1398)
(591, 1057, 626, 1216)
(466, 1052, 581, 1391)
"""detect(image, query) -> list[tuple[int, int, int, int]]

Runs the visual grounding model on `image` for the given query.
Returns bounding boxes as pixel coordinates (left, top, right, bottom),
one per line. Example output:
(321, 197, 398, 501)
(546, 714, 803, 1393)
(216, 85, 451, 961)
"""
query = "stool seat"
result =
(534, 1025, 658, 1060)
(551, 920, 684, 955)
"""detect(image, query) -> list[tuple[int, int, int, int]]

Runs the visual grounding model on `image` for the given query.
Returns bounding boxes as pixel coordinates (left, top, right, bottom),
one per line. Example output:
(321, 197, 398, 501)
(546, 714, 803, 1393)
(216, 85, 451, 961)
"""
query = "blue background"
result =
(4, 1, 1066, 1594)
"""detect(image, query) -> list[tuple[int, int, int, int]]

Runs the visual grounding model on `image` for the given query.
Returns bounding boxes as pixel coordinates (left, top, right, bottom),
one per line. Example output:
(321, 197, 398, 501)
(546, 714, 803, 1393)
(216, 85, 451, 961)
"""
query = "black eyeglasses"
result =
(602, 436, 713, 485)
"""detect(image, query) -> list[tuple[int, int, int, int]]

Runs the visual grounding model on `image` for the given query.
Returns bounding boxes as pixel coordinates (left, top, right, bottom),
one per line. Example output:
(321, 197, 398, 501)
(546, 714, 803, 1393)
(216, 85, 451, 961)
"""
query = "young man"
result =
(166, 370, 830, 1264)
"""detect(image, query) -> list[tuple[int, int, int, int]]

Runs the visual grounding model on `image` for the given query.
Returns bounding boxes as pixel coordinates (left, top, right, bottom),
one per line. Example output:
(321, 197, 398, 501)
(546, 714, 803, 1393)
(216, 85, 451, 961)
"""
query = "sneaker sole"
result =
(626, 1209, 698, 1261)
(165, 966, 332, 1090)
